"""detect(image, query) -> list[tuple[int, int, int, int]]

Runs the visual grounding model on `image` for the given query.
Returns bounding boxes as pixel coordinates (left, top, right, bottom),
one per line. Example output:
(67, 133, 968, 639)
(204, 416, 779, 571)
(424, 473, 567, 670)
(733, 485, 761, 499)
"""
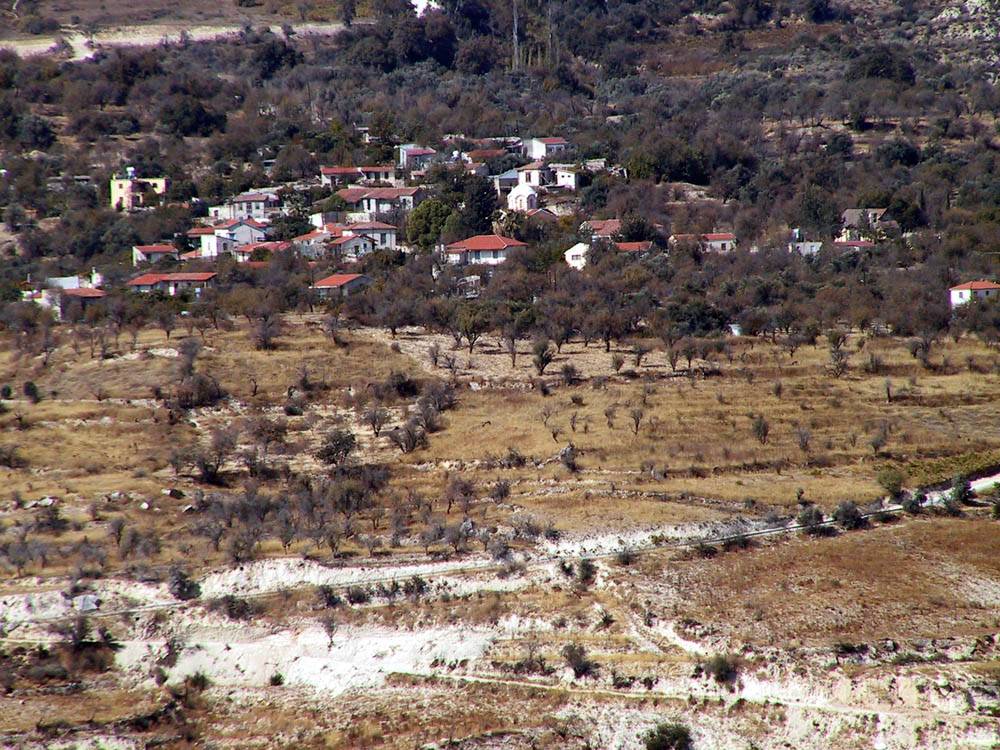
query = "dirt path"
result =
(0, 20, 354, 61)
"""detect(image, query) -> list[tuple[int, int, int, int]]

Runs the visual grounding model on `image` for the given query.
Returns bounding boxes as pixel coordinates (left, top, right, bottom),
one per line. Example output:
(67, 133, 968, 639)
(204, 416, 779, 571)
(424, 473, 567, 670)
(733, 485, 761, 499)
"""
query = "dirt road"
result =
(0, 20, 352, 61)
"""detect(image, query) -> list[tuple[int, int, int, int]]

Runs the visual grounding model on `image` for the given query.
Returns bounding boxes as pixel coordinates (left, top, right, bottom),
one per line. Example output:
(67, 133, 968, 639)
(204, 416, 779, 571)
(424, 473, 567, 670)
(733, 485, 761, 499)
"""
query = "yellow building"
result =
(110, 173, 168, 211)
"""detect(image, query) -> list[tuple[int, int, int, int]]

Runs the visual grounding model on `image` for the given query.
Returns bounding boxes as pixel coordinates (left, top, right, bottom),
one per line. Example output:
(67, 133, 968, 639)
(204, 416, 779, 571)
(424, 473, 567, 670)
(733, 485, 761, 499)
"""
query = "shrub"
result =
(269, 672, 284, 686)
(797, 504, 825, 534)
(23, 381, 40, 404)
(833, 500, 865, 530)
(168, 567, 201, 601)
(316, 585, 343, 608)
(562, 642, 598, 678)
(615, 547, 637, 566)
(577, 558, 597, 585)
(346, 586, 371, 604)
(642, 722, 693, 750)
(0, 385, 10, 399)
(877, 467, 905, 498)
(950, 474, 972, 505)
(210, 595, 260, 621)
(903, 490, 925, 514)
(700, 653, 739, 683)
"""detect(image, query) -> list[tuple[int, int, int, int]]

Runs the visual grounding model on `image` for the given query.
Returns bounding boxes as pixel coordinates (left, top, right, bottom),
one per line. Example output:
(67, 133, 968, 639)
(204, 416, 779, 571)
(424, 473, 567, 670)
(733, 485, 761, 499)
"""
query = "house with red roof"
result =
(397, 144, 438, 170)
(444, 234, 527, 266)
(127, 272, 217, 297)
(614, 241, 654, 254)
(132, 243, 179, 267)
(950, 280, 1000, 308)
(526, 137, 569, 160)
(293, 221, 396, 259)
(583, 218, 622, 239)
(311, 273, 373, 299)
(208, 190, 281, 223)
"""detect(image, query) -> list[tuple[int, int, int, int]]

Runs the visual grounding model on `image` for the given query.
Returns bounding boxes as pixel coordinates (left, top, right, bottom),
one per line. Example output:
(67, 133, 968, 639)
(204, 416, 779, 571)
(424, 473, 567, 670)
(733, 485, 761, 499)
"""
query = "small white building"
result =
(444, 234, 527, 266)
(132, 244, 179, 267)
(517, 161, 552, 187)
(564, 242, 590, 271)
(208, 192, 281, 223)
(526, 137, 569, 160)
(949, 280, 1000, 308)
(507, 182, 539, 212)
(554, 166, 579, 191)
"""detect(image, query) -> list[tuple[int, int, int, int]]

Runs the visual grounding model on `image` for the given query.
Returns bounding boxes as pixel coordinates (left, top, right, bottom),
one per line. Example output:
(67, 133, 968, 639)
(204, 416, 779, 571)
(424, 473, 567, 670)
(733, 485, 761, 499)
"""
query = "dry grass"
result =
(655, 516, 1000, 645)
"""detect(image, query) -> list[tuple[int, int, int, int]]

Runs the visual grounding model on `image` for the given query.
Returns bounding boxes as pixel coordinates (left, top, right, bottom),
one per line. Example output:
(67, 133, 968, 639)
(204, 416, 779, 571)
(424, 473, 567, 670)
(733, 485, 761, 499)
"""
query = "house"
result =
(293, 222, 396, 259)
(517, 161, 553, 187)
(186, 226, 236, 259)
(465, 148, 506, 162)
(213, 219, 268, 247)
(312, 273, 373, 299)
(507, 182, 539, 212)
(949, 280, 1000, 308)
(788, 228, 822, 256)
(126, 272, 217, 297)
(526, 137, 569, 160)
(669, 232, 737, 254)
(352, 187, 425, 221)
(110, 169, 168, 212)
(232, 241, 292, 263)
(583, 218, 622, 239)
(564, 242, 591, 271)
(839, 208, 898, 242)
(208, 191, 281, 223)
(614, 241, 654, 255)
(132, 244, 179, 267)
(492, 168, 519, 196)
(319, 165, 399, 188)
(525, 207, 558, 223)
(21, 269, 105, 319)
(397, 144, 438, 170)
(444, 234, 527, 266)
(552, 165, 580, 191)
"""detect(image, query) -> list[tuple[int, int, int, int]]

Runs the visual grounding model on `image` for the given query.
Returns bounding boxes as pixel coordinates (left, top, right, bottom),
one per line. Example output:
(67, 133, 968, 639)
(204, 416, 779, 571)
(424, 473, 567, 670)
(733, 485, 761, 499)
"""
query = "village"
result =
(21, 132, 997, 320)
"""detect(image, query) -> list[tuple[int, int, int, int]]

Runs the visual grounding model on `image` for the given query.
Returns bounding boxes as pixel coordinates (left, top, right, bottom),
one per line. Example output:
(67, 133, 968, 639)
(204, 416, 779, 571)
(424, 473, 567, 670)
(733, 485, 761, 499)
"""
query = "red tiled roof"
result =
(362, 187, 420, 199)
(127, 273, 166, 286)
(615, 241, 653, 252)
(337, 188, 369, 203)
(216, 218, 267, 229)
(359, 165, 395, 172)
(538, 137, 568, 145)
(321, 166, 363, 175)
(127, 272, 216, 286)
(403, 147, 436, 156)
(587, 219, 622, 236)
(702, 233, 736, 242)
(950, 280, 1000, 291)
(134, 244, 177, 253)
(446, 234, 527, 252)
(330, 235, 374, 246)
(62, 287, 106, 298)
(314, 273, 366, 288)
(187, 226, 215, 236)
(180, 250, 202, 260)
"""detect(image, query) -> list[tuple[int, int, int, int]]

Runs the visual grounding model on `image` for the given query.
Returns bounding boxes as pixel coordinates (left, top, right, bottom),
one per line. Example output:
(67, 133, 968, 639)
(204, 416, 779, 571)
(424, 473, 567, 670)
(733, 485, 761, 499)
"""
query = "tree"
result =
(316, 429, 356, 468)
(752, 414, 770, 445)
(797, 504, 825, 534)
(642, 722, 693, 750)
(458, 302, 492, 353)
(877, 467, 905, 498)
(532, 338, 555, 375)
(406, 198, 452, 250)
(155, 305, 176, 341)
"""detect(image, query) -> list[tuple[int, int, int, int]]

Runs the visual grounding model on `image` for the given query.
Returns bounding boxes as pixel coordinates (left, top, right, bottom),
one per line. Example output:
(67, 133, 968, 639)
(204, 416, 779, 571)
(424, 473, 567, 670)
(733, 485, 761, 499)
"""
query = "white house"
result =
(126, 272, 217, 297)
(949, 280, 1000, 308)
(564, 242, 590, 270)
(526, 137, 569, 160)
(507, 182, 539, 212)
(208, 192, 281, 222)
(132, 244, 179, 267)
(293, 221, 397, 259)
(397, 144, 438, 170)
(213, 219, 268, 247)
(517, 161, 552, 187)
(669, 232, 736, 254)
(553, 166, 580, 191)
(839, 208, 897, 242)
(444, 234, 527, 266)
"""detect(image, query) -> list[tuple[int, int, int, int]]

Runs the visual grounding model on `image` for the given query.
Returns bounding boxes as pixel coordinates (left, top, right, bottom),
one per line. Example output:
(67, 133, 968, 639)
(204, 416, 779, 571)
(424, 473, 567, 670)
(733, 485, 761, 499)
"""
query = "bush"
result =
(833, 500, 865, 530)
(346, 586, 371, 604)
(903, 489, 925, 514)
(796, 504, 825, 534)
(950, 474, 972, 505)
(23, 381, 40, 404)
(877, 467, 905, 498)
(642, 722, 693, 750)
(562, 642, 598, 678)
(700, 653, 739, 683)
(577, 558, 597, 585)
(269, 672, 284, 686)
(210, 595, 260, 621)
(316, 585, 343, 608)
(615, 547, 637, 566)
(168, 567, 201, 601)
